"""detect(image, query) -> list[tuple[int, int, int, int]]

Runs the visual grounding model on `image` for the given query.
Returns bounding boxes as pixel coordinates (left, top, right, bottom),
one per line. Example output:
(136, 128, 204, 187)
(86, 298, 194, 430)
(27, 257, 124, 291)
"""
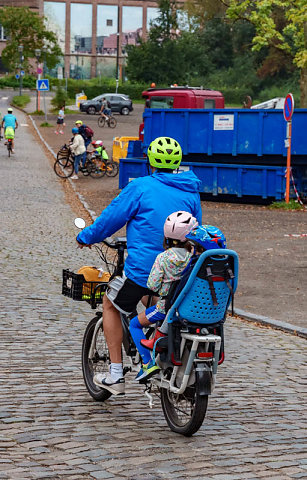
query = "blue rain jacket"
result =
(77, 171, 202, 287)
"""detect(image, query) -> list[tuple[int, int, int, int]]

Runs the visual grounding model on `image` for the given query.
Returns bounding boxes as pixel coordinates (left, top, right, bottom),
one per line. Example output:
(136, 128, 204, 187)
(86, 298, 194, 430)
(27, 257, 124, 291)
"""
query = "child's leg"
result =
(129, 307, 165, 365)
(129, 311, 152, 365)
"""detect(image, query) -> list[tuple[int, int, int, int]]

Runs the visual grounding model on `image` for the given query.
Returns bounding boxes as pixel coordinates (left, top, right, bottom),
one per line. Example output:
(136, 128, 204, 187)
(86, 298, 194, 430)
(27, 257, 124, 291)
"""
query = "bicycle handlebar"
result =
(102, 236, 127, 250)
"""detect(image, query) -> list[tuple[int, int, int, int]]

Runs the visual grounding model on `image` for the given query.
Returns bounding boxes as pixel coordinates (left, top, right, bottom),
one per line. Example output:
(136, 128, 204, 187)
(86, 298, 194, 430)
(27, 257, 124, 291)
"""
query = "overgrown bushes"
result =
(0, 72, 300, 106)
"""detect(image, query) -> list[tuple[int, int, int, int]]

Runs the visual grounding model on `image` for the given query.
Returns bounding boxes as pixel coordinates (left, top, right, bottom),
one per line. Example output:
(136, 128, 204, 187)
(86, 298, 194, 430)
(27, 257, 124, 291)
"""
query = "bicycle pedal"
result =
(123, 366, 132, 376)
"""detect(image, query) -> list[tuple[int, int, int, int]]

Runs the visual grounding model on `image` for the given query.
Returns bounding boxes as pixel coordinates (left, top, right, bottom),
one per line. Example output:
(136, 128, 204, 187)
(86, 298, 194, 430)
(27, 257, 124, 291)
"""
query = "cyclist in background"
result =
(76, 136, 202, 396)
(2, 107, 18, 153)
(99, 97, 111, 120)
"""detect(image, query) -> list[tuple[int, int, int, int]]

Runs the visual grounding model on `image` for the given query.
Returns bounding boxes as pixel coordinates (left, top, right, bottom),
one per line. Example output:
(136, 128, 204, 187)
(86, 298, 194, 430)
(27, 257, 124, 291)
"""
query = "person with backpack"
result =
(129, 211, 198, 382)
(140, 224, 227, 353)
(69, 127, 86, 180)
(75, 120, 94, 167)
(76, 136, 202, 395)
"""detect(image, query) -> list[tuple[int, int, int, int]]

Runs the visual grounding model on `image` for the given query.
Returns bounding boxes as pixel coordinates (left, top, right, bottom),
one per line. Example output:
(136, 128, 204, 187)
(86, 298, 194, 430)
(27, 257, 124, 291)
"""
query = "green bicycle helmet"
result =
(147, 137, 182, 169)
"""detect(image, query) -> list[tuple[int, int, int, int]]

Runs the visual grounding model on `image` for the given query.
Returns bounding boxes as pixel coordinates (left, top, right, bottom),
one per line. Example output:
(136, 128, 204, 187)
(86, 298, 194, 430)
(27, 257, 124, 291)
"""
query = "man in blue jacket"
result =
(77, 136, 202, 395)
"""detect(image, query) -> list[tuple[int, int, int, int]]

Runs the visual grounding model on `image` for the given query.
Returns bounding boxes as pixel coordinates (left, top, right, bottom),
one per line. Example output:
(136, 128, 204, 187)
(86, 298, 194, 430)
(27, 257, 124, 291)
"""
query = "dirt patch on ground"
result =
(31, 109, 307, 329)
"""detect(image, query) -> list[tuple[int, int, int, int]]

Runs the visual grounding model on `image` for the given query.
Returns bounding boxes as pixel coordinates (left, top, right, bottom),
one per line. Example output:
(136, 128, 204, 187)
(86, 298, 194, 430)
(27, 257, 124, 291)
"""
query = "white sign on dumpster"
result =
(214, 114, 234, 130)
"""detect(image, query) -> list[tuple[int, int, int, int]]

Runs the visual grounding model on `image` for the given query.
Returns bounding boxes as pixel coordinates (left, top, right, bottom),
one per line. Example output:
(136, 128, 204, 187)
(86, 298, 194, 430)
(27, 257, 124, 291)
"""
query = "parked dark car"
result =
(80, 93, 133, 115)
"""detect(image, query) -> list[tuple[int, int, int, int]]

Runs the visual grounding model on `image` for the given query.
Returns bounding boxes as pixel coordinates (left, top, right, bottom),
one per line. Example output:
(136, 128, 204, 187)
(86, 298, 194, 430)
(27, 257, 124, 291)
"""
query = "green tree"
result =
(223, 0, 307, 106)
(127, 0, 187, 84)
(0, 6, 61, 73)
(183, 0, 227, 30)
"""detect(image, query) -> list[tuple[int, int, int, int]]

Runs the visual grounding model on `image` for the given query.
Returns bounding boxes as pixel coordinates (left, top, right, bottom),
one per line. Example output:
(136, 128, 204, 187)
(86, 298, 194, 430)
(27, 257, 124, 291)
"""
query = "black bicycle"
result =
(54, 146, 102, 179)
(62, 223, 153, 402)
(7, 138, 13, 157)
(62, 218, 238, 436)
(98, 115, 117, 129)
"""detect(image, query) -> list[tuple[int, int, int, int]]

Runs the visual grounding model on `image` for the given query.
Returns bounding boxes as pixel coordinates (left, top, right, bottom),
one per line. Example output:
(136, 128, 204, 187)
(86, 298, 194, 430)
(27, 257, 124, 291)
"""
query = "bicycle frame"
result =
(156, 333, 221, 395)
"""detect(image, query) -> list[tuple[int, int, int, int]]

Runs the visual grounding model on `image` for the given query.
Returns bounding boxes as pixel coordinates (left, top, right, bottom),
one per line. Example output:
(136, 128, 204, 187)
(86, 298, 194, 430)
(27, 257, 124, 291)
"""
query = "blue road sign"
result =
(15, 74, 20, 80)
(37, 79, 49, 91)
(20, 70, 25, 76)
(283, 93, 294, 122)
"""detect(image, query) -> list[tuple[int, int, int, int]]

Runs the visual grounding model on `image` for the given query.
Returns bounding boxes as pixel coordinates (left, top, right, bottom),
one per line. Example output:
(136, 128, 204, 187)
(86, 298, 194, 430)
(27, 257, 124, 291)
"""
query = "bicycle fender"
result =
(195, 367, 212, 396)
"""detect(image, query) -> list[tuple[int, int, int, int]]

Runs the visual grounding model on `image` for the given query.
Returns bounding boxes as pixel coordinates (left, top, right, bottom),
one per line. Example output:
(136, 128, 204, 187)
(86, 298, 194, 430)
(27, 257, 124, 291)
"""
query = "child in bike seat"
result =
(140, 224, 227, 358)
(129, 211, 198, 382)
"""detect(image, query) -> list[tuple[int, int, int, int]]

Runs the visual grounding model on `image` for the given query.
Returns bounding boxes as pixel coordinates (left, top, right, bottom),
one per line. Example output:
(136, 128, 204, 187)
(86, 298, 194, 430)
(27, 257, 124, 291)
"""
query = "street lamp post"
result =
(35, 48, 41, 111)
(42, 46, 48, 122)
(18, 45, 24, 96)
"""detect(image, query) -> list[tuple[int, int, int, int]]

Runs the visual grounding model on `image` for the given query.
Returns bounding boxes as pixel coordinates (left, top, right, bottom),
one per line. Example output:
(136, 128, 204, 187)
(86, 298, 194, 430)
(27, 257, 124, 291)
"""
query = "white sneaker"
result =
(54, 131, 59, 134)
(71, 174, 78, 180)
(11, 149, 15, 154)
(93, 373, 125, 395)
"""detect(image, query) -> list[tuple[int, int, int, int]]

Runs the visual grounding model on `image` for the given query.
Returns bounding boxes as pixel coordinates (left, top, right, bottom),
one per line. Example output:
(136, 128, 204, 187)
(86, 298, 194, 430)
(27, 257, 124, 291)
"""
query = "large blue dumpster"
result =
(142, 108, 307, 160)
(119, 108, 307, 200)
(119, 158, 288, 199)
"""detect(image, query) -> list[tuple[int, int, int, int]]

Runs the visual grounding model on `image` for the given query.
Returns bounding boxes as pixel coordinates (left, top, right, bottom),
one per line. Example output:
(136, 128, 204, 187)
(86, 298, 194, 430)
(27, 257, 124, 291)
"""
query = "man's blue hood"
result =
(152, 170, 202, 193)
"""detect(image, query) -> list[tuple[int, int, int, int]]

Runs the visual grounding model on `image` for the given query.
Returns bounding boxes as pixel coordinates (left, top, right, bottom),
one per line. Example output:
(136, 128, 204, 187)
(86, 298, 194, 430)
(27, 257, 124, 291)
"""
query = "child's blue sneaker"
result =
(135, 360, 160, 383)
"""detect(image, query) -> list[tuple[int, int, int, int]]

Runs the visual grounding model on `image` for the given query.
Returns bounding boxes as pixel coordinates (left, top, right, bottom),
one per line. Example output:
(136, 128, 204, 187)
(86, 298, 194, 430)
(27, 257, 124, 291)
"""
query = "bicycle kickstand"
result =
(144, 384, 154, 408)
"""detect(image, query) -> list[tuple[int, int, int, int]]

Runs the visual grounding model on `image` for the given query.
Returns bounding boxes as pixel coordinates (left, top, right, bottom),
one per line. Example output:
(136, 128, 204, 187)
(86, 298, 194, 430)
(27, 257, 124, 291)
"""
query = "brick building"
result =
(0, 0, 166, 78)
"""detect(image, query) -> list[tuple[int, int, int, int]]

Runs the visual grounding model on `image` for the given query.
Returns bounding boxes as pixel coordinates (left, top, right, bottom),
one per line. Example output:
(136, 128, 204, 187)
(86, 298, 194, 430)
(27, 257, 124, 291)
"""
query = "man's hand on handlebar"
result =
(76, 240, 92, 249)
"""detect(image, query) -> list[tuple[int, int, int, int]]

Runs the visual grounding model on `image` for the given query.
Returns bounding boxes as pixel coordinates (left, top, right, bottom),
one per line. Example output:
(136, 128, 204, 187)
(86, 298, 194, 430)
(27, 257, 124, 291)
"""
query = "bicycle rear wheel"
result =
(108, 117, 117, 128)
(105, 161, 119, 177)
(82, 315, 112, 401)
(161, 375, 208, 436)
(98, 117, 105, 128)
(54, 158, 74, 178)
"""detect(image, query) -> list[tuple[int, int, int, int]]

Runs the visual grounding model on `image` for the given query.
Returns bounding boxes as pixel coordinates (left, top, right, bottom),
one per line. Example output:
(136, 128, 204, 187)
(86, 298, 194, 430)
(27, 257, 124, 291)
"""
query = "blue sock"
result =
(129, 315, 152, 365)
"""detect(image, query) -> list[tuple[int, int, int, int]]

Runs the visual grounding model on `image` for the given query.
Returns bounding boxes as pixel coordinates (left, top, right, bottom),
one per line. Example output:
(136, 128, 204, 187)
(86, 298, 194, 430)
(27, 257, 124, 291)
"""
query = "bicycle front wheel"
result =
(108, 117, 117, 128)
(89, 160, 106, 178)
(54, 158, 74, 178)
(105, 161, 119, 177)
(82, 315, 112, 401)
(98, 117, 105, 128)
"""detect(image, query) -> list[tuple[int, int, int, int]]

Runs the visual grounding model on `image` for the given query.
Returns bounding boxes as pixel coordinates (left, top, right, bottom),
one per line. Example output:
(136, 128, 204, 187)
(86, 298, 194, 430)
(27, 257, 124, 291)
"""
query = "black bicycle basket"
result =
(62, 269, 108, 304)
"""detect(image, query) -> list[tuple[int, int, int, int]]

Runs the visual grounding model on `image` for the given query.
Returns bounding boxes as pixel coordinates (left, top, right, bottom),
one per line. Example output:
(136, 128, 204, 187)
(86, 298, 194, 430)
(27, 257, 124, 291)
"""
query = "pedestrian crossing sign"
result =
(37, 79, 49, 91)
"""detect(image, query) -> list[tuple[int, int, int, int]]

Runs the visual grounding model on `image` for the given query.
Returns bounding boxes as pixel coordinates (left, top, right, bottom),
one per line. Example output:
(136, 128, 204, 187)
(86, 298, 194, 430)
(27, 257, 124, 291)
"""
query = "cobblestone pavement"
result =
(0, 109, 306, 480)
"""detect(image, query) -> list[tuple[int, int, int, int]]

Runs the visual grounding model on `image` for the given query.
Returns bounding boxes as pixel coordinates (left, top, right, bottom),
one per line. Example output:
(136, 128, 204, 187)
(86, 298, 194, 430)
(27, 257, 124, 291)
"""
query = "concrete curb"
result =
(233, 308, 307, 339)
(28, 113, 306, 341)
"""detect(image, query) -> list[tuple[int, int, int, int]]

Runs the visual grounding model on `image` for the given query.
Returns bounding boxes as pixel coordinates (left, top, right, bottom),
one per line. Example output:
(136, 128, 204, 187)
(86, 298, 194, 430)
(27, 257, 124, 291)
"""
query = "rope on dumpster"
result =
(284, 168, 307, 210)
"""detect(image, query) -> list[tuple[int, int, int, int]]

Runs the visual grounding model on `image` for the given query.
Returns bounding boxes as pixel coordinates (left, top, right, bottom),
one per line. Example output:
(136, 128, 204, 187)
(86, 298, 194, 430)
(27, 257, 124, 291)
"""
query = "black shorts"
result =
(57, 118, 64, 125)
(106, 275, 154, 315)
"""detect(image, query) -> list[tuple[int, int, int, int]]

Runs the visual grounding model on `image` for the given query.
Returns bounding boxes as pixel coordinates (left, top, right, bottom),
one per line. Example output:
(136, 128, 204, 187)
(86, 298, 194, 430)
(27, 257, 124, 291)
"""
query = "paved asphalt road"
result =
(0, 101, 306, 479)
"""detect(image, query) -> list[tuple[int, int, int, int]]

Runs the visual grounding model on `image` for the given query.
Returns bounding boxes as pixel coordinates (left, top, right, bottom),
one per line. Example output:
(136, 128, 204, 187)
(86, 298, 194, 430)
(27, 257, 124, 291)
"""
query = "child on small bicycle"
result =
(129, 211, 198, 382)
(91, 140, 109, 161)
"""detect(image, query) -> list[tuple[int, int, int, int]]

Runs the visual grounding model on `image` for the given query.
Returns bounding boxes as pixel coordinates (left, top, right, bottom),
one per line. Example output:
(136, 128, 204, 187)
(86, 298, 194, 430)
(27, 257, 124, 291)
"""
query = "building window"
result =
(70, 3, 92, 54)
(0, 25, 6, 41)
(97, 5, 118, 56)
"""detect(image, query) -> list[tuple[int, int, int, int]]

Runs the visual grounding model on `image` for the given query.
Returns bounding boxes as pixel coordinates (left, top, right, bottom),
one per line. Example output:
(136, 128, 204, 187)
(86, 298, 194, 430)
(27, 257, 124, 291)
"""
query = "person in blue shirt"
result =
(76, 136, 202, 395)
(2, 108, 18, 153)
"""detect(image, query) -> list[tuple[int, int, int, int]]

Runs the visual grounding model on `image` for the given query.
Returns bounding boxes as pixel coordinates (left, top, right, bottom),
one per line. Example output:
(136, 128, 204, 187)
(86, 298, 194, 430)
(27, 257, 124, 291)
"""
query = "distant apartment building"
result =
(0, 0, 165, 78)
